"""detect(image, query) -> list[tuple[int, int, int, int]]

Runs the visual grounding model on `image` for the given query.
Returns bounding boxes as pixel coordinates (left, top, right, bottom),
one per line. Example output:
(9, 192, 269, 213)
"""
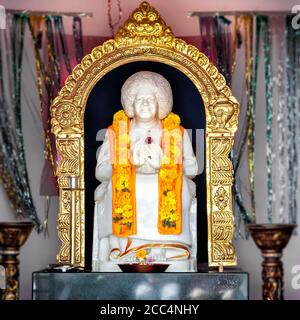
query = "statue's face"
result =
(133, 88, 158, 122)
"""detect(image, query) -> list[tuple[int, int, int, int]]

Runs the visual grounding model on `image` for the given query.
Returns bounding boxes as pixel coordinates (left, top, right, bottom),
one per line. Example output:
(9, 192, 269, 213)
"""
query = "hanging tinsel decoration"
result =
(239, 16, 274, 224)
(214, 16, 232, 86)
(0, 14, 43, 231)
(269, 16, 287, 223)
(296, 22, 300, 226)
(258, 16, 274, 223)
(244, 15, 263, 222)
(198, 16, 232, 85)
(72, 16, 84, 64)
(45, 16, 61, 94)
(28, 17, 56, 232)
(28, 17, 55, 173)
(198, 17, 217, 65)
(0, 16, 23, 217)
(286, 15, 300, 225)
(232, 16, 255, 229)
(35, 16, 60, 198)
(12, 14, 27, 159)
(296, 21, 300, 227)
(53, 15, 72, 75)
(231, 16, 243, 78)
(233, 16, 254, 173)
(12, 14, 42, 229)
(107, 0, 123, 36)
(44, 15, 61, 167)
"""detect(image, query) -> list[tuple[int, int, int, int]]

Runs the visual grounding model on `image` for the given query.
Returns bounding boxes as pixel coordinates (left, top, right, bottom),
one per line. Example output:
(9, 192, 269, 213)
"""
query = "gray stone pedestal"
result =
(32, 267, 248, 300)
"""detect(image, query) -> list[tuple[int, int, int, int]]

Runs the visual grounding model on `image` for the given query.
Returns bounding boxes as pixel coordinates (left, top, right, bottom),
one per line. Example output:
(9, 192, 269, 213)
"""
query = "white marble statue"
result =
(92, 71, 198, 272)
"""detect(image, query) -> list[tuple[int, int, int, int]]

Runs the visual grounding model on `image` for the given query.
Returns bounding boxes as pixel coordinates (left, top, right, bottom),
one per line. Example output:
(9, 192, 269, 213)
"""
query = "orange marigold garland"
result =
(109, 110, 136, 236)
(109, 110, 183, 237)
(159, 113, 183, 234)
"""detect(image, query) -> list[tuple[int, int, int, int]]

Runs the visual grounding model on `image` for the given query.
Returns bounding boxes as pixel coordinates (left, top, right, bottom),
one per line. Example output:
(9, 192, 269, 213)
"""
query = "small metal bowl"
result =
(118, 263, 170, 273)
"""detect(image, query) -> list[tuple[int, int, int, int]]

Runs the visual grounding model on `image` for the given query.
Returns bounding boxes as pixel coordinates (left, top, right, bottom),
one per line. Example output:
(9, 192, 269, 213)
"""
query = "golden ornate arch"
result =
(51, 1, 239, 268)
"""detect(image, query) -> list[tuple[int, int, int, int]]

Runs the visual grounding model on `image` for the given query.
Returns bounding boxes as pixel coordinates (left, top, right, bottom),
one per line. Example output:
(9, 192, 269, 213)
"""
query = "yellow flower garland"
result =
(108, 110, 183, 237)
(159, 113, 183, 234)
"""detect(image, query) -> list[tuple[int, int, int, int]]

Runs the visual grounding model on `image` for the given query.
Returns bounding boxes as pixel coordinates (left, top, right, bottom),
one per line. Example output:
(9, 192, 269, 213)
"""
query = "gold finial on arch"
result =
(115, 1, 174, 44)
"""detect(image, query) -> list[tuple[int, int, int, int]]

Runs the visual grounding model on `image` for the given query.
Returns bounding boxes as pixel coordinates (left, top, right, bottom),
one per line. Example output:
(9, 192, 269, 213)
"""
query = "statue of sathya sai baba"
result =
(92, 71, 198, 272)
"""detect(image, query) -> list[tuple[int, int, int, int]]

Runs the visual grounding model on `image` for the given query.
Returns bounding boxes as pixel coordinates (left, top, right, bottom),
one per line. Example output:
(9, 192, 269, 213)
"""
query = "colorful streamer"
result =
(214, 16, 232, 86)
(73, 16, 84, 64)
(269, 16, 287, 223)
(232, 16, 255, 227)
(28, 17, 55, 173)
(0, 14, 42, 230)
(246, 16, 262, 222)
(198, 16, 234, 85)
(286, 16, 300, 225)
(45, 16, 61, 94)
(53, 15, 72, 75)
(41, 16, 61, 197)
(260, 16, 274, 224)
(198, 17, 217, 65)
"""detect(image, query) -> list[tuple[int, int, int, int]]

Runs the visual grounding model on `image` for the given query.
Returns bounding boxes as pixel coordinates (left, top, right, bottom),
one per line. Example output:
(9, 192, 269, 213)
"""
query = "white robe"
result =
(92, 119, 198, 271)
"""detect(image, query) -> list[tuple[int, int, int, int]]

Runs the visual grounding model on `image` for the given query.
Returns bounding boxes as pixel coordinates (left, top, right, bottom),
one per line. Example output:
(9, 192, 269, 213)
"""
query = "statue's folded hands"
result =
(133, 140, 162, 173)
(144, 143, 163, 168)
(132, 138, 148, 167)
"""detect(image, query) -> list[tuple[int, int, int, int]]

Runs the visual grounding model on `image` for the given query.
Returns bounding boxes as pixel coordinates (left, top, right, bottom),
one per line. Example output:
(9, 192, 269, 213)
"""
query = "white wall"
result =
(0, 0, 299, 300)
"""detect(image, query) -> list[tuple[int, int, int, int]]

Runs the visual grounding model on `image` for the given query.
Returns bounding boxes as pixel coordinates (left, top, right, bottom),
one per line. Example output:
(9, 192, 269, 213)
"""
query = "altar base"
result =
(32, 268, 248, 300)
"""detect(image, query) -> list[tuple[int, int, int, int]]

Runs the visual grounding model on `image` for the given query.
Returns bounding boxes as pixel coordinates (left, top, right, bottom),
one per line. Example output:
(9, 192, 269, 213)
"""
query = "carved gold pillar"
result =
(207, 96, 239, 266)
(55, 136, 85, 266)
(0, 222, 33, 300)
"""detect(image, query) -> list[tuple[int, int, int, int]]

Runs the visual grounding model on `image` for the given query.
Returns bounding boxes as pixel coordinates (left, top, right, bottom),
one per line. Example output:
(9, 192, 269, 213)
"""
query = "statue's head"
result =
(121, 71, 173, 122)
